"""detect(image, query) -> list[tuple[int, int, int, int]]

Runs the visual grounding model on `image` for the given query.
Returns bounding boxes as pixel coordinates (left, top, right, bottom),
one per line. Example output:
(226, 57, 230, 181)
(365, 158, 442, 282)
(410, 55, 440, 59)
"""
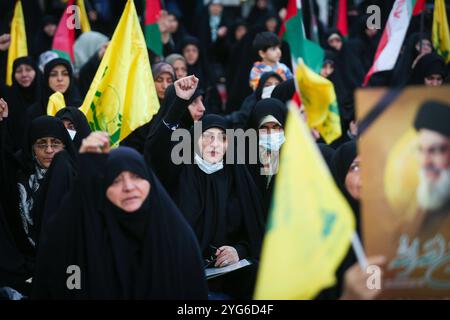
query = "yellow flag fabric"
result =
(80, 0, 160, 147)
(47, 92, 66, 116)
(77, 0, 91, 33)
(6, 0, 27, 86)
(295, 60, 341, 144)
(254, 104, 355, 300)
(432, 0, 450, 63)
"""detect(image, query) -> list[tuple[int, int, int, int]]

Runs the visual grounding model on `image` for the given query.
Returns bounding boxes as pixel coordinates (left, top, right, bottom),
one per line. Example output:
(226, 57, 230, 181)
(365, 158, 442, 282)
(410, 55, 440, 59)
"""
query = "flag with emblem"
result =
(79, 0, 160, 147)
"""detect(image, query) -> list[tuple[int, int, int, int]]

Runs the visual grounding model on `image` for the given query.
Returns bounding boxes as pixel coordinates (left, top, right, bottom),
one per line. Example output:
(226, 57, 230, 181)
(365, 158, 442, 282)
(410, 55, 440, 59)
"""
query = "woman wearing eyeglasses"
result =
(0, 99, 75, 298)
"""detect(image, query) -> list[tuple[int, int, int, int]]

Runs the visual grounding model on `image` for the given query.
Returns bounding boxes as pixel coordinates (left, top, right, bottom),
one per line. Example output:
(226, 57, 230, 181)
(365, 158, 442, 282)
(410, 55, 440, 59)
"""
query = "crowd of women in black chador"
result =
(0, 0, 449, 301)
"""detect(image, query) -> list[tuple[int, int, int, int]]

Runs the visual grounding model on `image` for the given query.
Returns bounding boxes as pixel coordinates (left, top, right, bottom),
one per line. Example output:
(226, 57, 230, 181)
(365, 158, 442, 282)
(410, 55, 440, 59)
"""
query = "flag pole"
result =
(351, 232, 369, 270)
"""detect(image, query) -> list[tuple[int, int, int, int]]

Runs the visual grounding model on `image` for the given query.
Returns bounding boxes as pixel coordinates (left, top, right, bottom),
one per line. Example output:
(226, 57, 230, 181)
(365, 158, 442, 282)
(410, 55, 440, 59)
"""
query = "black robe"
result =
(55, 107, 92, 150)
(225, 72, 283, 129)
(32, 148, 207, 299)
(3, 57, 43, 151)
(247, 98, 287, 219)
(145, 104, 265, 298)
(0, 116, 75, 296)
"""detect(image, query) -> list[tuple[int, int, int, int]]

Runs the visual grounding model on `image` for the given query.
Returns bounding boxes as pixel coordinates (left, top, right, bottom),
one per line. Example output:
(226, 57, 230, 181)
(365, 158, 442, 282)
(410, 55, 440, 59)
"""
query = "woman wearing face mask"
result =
(2, 57, 42, 151)
(145, 76, 265, 299)
(248, 98, 287, 218)
(0, 103, 75, 297)
(55, 107, 91, 150)
(225, 72, 283, 129)
(28, 58, 81, 121)
(32, 141, 207, 299)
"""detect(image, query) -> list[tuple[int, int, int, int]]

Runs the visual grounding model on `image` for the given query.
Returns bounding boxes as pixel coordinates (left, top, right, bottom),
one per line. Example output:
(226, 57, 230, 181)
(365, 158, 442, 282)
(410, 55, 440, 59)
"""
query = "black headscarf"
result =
(18, 116, 76, 174)
(15, 116, 76, 247)
(324, 29, 365, 125)
(390, 32, 432, 87)
(175, 114, 265, 261)
(330, 140, 360, 298)
(55, 107, 92, 150)
(226, 72, 283, 129)
(409, 52, 448, 85)
(271, 78, 295, 104)
(5, 57, 43, 151)
(331, 140, 359, 221)
(33, 147, 208, 299)
(179, 37, 215, 90)
(247, 98, 287, 217)
(28, 58, 82, 120)
(31, 15, 57, 59)
(249, 97, 287, 130)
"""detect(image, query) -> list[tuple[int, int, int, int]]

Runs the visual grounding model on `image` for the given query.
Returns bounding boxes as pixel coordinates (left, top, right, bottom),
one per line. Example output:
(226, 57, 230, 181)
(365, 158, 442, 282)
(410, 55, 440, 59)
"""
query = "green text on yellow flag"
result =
(80, 0, 159, 146)
(296, 59, 341, 144)
(254, 104, 355, 300)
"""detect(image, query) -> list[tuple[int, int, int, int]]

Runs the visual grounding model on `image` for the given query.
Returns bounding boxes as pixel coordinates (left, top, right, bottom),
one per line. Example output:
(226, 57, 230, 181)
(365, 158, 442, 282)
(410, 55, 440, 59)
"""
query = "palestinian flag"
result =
(144, 0, 163, 57)
(279, 0, 324, 74)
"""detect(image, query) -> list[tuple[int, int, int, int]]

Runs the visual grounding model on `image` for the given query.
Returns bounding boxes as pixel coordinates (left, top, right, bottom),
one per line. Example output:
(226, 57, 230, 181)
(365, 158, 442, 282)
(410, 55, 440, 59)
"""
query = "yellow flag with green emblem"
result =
(432, 0, 450, 63)
(296, 59, 341, 144)
(254, 104, 355, 300)
(80, 0, 159, 147)
(6, 0, 27, 86)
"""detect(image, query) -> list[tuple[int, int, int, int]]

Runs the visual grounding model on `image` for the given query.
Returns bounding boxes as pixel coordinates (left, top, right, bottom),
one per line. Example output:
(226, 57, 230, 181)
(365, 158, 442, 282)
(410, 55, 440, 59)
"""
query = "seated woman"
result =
(248, 98, 287, 218)
(145, 76, 265, 299)
(32, 138, 207, 299)
(0, 100, 75, 297)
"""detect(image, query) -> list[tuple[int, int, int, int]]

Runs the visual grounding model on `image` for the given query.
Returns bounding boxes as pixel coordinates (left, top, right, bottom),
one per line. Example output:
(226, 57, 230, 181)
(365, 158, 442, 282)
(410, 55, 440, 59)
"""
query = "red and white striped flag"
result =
(363, 0, 417, 86)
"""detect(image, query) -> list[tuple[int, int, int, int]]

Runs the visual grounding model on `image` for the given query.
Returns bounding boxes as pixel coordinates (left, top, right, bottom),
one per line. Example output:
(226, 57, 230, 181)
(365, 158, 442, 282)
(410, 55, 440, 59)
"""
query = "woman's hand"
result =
(214, 246, 239, 268)
(0, 34, 10, 51)
(174, 75, 199, 101)
(79, 131, 110, 154)
(340, 256, 386, 300)
(0, 98, 8, 121)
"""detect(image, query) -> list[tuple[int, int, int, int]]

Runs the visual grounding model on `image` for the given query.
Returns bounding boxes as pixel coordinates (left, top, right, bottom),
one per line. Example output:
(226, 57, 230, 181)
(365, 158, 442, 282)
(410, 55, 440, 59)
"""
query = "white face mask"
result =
(259, 131, 286, 152)
(261, 85, 276, 99)
(67, 129, 76, 140)
(194, 153, 223, 175)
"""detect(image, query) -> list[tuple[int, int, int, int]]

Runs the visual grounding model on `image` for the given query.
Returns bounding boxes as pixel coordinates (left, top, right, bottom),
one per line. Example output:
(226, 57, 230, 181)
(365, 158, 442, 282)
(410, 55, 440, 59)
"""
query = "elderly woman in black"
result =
(32, 139, 207, 299)
(0, 99, 75, 297)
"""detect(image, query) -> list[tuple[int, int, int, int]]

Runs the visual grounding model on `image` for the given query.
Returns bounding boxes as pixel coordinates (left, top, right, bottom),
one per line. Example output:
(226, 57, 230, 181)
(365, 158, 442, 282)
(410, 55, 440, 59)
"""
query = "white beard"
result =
(417, 167, 450, 212)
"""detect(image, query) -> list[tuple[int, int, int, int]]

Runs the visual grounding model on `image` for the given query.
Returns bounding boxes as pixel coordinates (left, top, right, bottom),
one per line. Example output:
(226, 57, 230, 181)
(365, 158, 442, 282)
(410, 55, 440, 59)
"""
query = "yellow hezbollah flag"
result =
(254, 104, 355, 300)
(47, 92, 66, 116)
(296, 59, 341, 144)
(6, 0, 27, 86)
(80, 0, 159, 147)
(432, 0, 450, 63)
(77, 0, 91, 33)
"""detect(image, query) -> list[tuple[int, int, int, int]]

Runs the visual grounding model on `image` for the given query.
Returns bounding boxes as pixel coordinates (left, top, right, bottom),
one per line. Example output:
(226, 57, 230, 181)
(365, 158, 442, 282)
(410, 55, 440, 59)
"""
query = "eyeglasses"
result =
(33, 142, 64, 151)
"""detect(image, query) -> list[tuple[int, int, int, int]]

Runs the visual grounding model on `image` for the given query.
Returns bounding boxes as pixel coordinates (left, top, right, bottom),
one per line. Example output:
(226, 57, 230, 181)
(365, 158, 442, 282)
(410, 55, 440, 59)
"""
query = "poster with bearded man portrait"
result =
(357, 86, 450, 299)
